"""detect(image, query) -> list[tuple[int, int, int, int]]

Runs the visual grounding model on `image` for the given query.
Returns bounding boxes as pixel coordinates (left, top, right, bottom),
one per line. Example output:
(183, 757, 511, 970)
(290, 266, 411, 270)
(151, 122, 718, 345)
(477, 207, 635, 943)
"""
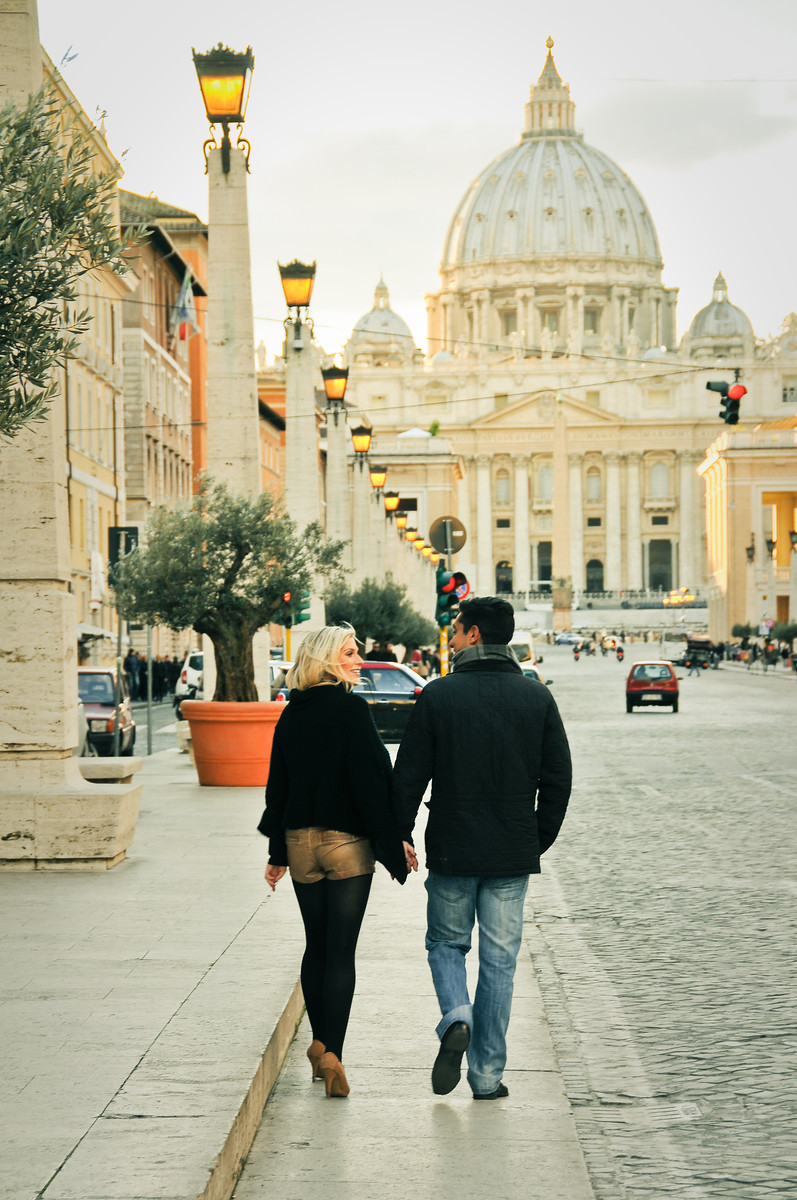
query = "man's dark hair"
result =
(457, 596, 515, 645)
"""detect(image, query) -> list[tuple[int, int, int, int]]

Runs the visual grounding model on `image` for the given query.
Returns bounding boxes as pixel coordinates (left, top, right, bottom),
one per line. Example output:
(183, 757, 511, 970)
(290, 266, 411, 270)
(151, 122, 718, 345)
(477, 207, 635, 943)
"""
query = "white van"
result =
(509, 631, 540, 664)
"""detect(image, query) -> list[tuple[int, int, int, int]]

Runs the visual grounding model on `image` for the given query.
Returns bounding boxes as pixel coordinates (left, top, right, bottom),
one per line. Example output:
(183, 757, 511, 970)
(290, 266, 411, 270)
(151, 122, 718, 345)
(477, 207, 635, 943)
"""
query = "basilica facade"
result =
(339, 41, 797, 613)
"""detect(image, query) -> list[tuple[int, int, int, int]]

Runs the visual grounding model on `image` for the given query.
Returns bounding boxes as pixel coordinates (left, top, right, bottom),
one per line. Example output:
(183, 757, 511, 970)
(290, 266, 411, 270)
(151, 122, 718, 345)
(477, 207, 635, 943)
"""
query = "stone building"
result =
(336, 41, 797, 624)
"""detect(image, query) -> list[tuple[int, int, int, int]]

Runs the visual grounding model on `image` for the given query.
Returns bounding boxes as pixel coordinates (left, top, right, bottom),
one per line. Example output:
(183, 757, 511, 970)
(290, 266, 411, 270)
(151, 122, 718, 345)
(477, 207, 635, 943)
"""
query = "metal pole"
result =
(112, 530, 126, 756)
(146, 625, 153, 756)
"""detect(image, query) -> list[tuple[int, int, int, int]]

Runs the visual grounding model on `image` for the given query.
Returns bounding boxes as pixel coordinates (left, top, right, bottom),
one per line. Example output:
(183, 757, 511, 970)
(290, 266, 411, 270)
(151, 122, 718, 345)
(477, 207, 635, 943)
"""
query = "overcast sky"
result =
(37, 0, 797, 361)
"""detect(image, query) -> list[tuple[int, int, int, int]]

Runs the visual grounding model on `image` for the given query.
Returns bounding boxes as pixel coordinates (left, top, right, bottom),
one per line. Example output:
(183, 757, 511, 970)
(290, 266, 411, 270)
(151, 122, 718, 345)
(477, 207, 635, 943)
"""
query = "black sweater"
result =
(257, 684, 408, 883)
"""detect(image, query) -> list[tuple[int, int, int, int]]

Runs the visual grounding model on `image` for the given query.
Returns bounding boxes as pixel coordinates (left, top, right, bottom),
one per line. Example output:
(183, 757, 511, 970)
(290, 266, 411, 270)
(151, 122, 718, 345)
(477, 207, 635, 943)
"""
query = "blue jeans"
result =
(425, 871, 529, 1095)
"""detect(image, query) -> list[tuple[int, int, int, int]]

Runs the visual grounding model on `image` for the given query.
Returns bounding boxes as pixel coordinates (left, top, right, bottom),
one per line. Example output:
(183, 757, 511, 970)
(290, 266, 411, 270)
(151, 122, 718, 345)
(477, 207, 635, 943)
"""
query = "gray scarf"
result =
(451, 643, 520, 671)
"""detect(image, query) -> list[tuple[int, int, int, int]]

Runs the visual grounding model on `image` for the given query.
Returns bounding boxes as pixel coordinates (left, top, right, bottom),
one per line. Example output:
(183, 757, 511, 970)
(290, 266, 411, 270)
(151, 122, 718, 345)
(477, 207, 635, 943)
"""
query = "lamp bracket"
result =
(235, 126, 251, 171)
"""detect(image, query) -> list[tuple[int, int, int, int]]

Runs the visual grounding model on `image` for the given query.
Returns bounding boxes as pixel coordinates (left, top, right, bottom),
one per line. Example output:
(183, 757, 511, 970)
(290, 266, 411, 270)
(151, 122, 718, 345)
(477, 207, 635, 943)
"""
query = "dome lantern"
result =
(523, 37, 577, 138)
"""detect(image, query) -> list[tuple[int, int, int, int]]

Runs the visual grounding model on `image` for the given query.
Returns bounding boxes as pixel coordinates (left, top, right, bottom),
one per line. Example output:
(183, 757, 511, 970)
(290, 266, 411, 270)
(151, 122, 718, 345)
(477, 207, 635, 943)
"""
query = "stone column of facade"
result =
(678, 450, 697, 589)
(457, 463, 476, 586)
(476, 455, 493, 594)
(0, 0, 141, 869)
(605, 452, 622, 589)
(512, 455, 531, 593)
(552, 405, 570, 583)
(441, 294, 454, 353)
(283, 328, 324, 631)
(324, 413, 349, 560)
(349, 462, 372, 588)
(625, 452, 643, 590)
(568, 453, 585, 592)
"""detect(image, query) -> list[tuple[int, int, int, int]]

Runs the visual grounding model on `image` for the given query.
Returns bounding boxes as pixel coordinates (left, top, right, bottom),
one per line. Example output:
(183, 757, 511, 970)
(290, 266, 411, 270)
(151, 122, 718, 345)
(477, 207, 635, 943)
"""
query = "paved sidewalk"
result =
(1, 746, 595, 1200)
(233, 841, 595, 1200)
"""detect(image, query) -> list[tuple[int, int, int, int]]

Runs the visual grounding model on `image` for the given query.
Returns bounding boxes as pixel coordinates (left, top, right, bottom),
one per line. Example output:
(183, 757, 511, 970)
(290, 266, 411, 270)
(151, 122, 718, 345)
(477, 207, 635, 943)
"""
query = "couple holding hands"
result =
(258, 597, 572, 1100)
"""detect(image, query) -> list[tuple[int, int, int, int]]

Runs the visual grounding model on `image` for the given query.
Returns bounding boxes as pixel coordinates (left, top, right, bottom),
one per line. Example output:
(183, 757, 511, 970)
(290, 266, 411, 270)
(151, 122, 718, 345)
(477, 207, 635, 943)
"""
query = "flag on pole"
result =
(170, 268, 200, 345)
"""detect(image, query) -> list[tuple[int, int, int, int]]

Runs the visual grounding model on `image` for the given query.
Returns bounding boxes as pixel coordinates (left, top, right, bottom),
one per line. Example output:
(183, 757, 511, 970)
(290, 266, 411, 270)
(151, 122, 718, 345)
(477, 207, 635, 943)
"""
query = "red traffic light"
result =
(282, 591, 291, 603)
(728, 384, 747, 400)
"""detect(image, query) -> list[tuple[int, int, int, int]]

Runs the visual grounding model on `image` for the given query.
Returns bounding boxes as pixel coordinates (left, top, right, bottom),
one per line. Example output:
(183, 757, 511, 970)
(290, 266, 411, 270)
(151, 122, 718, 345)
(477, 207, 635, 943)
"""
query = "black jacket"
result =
(257, 684, 408, 883)
(391, 656, 572, 876)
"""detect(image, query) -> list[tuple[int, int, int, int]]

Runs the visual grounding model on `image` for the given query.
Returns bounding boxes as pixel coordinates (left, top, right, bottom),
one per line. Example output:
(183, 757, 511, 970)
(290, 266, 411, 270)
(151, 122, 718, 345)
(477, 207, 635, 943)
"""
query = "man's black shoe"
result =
(431, 1022, 471, 1095)
(473, 1082, 509, 1100)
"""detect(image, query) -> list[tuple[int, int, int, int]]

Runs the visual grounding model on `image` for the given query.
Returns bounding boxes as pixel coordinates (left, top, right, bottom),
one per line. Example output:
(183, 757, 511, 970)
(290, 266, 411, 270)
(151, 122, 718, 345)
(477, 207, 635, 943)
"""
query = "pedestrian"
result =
(688, 657, 701, 677)
(124, 649, 140, 700)
(392, 596, 572, 1100)
(257, 624, 417, 1099)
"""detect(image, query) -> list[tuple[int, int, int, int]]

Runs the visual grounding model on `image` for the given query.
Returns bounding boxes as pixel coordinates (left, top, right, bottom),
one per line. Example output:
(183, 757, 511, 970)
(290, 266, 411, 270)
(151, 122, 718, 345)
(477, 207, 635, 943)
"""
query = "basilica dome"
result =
(427, 41, 678, 359)
(346, 278, 421, 366)
(441, 43, 661, 271)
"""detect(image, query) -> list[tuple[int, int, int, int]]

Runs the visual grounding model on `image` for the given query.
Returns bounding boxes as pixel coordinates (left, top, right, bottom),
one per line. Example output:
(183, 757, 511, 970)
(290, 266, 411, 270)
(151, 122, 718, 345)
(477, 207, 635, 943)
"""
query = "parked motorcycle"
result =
(616, 647, 625, 663)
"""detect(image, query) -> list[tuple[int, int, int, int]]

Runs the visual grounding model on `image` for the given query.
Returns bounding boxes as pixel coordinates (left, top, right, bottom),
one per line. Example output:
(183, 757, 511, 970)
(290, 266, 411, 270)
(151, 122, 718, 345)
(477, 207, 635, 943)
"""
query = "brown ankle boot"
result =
(319, 1051, 350, 1097)
(306, 1039, 326, 1081)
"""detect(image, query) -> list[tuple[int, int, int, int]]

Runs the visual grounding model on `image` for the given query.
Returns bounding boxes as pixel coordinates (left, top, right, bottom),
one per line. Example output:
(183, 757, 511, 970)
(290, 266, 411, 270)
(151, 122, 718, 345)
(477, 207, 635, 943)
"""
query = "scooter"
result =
(616, 647, 625, 663)
(573, 645, 580, 662)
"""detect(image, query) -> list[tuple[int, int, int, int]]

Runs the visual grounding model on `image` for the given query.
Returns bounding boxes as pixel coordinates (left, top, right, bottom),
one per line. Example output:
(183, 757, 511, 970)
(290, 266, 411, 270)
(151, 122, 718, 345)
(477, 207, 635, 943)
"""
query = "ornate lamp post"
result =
(351, 424, 372, 469)
(321, 364, 350, 550)
(369, 464, 388, 497)
(193, 44, 254, 174)
(395, 511, 408, 533)
(383, 492, 400, 519)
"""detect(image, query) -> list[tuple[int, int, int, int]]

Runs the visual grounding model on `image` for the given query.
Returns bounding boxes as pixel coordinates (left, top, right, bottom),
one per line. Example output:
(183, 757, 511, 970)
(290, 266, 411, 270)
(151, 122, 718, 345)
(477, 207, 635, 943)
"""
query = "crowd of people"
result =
(122, 651, 183, 701)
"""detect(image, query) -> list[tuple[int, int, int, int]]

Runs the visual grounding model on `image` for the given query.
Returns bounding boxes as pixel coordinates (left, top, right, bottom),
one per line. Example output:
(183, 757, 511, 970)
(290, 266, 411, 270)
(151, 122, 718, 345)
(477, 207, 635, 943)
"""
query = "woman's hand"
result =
(403, 841, 418, 872)
(265, 865, 287, 891)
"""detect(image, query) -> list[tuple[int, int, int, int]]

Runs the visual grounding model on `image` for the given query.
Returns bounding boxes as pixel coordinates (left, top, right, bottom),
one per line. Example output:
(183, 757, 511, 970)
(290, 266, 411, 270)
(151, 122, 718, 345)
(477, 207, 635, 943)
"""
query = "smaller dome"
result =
(350, 277, 414, 346)
(688, 273, 753, 340)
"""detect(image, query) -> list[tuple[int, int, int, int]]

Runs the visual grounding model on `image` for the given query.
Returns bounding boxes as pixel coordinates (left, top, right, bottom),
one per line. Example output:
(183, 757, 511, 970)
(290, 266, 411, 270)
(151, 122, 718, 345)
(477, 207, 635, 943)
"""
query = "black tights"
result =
(292, 873, 373, 1060)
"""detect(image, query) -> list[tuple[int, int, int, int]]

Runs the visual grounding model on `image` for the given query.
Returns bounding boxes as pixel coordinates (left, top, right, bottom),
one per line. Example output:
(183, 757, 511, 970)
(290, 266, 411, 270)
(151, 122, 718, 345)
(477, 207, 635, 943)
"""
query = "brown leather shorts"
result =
(285, 827, 375, 884)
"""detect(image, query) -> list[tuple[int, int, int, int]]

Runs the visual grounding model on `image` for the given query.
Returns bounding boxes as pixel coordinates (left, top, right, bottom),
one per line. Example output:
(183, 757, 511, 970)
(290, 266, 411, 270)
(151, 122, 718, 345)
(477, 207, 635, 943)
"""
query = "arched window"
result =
(496, 561, 513, 593)
(585, 559, 604, 592)
(538, 464, 553, 501)
(495, 470, 511, 504)
(650, 462, 669, 498)
(586, 468, 602, 502)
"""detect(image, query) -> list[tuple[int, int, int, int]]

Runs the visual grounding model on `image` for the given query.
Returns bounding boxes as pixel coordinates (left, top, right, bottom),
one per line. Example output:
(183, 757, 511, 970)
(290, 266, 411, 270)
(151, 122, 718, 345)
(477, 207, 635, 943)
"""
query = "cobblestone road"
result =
(529, 645, 797, 1199)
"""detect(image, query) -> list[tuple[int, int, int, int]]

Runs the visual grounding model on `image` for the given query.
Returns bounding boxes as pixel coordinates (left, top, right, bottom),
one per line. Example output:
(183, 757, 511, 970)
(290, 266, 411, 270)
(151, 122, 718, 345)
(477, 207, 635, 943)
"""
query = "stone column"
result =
(457, 462, 477, 586)
(476, 455, 493, 594)
(605, 452, 622, 589)
(350, 462, 372, 587)
(512, 455, 531, 593)
(552, 404, 570, 582)
(0, 0, 141, 869)
(568, 453, 584, 592)
(678, 450, 697, 588)
(325, 412, 349, 552)
(205, 146, 261, 496)
(625, 452, 643, 590)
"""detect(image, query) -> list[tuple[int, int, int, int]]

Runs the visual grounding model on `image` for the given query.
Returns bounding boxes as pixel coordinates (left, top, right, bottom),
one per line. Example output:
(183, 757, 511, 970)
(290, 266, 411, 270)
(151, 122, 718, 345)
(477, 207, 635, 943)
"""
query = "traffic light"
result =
(293, 589, 312, 625)
(275, 591, 293, 627)
(706, 380, 746, 424)
(435, 568, 457, 627)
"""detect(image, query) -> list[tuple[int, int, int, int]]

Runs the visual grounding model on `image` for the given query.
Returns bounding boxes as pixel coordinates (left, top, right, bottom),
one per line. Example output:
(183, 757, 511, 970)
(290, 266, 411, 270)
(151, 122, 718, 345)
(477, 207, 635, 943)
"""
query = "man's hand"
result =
(265, 865, 287, 891)
(403, 841, 419, 872)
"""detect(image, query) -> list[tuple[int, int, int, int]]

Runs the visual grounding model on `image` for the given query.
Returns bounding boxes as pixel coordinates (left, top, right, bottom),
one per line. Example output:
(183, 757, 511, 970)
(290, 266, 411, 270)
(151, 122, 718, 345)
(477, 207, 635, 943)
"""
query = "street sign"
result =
(429, 516, 467, 555)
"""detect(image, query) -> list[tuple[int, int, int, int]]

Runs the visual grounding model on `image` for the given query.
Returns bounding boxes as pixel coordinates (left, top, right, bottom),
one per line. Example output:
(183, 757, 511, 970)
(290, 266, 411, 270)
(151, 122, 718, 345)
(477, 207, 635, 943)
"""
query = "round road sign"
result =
(429, 516, 467, 555)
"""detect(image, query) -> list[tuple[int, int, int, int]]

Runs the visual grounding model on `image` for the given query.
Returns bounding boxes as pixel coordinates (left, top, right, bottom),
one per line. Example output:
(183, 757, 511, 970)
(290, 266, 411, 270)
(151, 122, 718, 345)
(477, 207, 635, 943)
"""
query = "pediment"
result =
(471, 390, 622, 429)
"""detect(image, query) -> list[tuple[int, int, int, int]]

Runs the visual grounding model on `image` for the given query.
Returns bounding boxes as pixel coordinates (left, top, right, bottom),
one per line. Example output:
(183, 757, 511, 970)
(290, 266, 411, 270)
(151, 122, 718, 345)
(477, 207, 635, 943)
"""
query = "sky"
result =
(37, 0, 797, 362)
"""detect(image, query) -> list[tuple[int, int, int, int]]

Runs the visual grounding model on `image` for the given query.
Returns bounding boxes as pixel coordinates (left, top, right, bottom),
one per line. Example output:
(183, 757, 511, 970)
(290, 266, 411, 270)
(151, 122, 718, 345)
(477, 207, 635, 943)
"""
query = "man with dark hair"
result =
(392, 595, 572, 1100)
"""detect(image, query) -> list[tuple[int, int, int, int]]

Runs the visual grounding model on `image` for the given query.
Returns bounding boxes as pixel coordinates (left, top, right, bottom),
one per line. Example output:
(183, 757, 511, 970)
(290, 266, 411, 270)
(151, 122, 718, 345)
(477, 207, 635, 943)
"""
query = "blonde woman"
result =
(258, 624, 417, 1098)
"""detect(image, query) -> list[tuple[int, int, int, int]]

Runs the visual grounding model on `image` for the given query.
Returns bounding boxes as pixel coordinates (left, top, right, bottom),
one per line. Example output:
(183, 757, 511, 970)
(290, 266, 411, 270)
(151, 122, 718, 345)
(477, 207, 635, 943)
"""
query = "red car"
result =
(625, 660, 679, 713)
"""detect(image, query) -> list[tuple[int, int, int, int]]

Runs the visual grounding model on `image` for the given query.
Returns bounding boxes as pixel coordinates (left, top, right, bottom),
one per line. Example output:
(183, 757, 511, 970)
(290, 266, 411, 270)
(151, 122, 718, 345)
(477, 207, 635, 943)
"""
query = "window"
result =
(649, 462, 669, 498)
(537, 541, 552, 587)
(587, 517, 601, 527)
(586, 390, 601, 407)
(648, 540, 673, 590)
(495, 470, 511, 503)
(783, 377, 797, 404)
(496, 518, 511, 529)
(543, 310, 559, 333)
(652, 515, 669, 526)
(584, 309, 600, 333)
(586, 468, 602, 502)
(500, 310, 517, 337)
(538, 464, 553, 501)
(494, 393, 509, 409)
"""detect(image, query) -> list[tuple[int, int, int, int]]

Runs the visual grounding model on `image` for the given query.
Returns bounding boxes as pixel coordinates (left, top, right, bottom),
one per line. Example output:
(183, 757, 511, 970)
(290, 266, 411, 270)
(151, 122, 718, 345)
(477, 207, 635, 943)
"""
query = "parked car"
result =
(509, 631, 540, 664)
(353, 661, 426, 741)
(519, 664, 553, 686)
(625, 660, 680, 713)
(554, 631, 582, 645)
(174, 650, 203, 717)
(270, 660, 291, 701)
(72, 698, 97, 757)
(77, 667, 137, 755)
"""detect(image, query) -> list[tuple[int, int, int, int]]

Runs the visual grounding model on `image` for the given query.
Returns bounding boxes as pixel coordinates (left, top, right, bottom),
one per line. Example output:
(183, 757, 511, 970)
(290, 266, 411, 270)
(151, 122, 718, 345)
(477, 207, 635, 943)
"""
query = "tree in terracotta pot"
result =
(110, 480, 344, 785)
(111, 478, 345, 700)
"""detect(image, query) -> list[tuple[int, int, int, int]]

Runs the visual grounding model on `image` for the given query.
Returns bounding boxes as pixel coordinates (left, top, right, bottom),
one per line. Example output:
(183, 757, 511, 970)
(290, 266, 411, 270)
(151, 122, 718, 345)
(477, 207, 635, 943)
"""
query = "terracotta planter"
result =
(181, 700, 284, 787)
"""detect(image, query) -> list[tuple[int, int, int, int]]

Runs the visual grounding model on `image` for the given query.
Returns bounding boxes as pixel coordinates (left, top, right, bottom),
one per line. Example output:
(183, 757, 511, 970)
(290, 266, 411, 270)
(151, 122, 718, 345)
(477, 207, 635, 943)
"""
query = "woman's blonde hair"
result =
(285, 623, 358, 692)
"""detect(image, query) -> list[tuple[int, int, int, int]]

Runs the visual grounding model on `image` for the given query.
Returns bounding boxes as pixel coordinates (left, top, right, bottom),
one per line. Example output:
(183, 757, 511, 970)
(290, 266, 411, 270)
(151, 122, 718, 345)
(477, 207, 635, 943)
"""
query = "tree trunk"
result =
(206, 620, 259, 702)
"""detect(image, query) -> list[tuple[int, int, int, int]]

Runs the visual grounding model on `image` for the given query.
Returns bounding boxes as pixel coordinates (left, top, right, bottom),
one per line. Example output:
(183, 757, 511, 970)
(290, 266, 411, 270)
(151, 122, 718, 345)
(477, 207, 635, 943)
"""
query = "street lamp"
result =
(766, 537, 777, 558)
(193, 44, 254, 174)
(413, 537, 425, 551)
(279, 260, 316, 350)
(321, 364, 349, 424)
(790, 530, 797, 550)
(351, 423, 372, 471)
(395, 511, 408, 532)
(746, 539, 755, 563)
(383, 491, 400, 518)
(369, 464, 388, 495)
(422, 546, 432, 558)
(404, 527, 418, 543)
